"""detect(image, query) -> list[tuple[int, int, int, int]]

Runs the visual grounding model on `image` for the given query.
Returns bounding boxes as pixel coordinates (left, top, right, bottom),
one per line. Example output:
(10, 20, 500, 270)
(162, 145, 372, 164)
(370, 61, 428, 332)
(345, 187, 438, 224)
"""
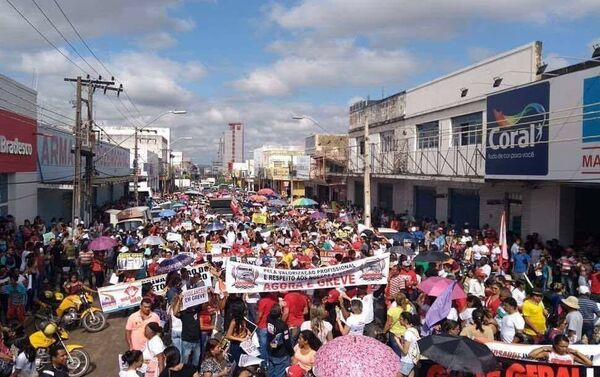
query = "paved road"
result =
(68, 313, 128, 377)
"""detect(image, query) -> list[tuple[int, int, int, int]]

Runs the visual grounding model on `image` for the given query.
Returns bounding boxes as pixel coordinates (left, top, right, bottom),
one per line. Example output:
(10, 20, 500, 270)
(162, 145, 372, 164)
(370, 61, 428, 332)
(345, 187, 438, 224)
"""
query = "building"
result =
(0, 74, 38, 223)
(231, 160, 254, 190)
(102, 126, 169, 196)
(222, 122, 244, 173)
(253, 145, 305, 197)
(304, 134, 348, 203)
(346, 41, 600, 244)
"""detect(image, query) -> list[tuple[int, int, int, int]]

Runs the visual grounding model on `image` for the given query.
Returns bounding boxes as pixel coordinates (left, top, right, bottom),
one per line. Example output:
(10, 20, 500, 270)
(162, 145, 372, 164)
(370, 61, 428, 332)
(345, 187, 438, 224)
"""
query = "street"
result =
(68, 313, 127, 377)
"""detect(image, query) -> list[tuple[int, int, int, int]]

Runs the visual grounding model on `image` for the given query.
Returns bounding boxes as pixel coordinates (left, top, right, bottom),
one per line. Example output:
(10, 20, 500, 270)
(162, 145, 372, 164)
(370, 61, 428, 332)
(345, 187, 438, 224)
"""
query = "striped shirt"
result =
(578, 297, 600, 322)
(78, 250, 93, 265)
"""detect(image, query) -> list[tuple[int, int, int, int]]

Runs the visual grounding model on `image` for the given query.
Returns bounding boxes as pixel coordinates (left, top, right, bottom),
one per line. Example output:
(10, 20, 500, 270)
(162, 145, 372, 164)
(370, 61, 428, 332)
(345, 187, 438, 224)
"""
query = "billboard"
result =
(0, 109, 37, 173)
(485, 81, 549, 177)
(293, 155, 310, 180)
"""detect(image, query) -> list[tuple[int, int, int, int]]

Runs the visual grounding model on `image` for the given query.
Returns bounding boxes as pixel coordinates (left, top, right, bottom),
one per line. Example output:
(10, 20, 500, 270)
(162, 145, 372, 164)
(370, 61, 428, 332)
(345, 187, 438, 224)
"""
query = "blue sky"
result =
(0, 0, 599, 163)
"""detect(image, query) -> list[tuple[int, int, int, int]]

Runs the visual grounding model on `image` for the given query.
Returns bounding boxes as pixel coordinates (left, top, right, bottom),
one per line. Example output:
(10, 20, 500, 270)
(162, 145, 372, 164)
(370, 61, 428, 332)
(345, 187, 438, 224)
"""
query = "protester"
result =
(529, 334, 592, 366)
(126, 298, 160, 351)
(159, 346, 200, 377)
(199, 339, 231, 377)
(120, 350, 144, 377)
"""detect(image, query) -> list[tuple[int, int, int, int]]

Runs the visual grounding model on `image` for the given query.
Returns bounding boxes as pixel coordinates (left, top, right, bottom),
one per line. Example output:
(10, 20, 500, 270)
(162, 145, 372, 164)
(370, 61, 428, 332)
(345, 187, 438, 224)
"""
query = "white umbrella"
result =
(140, 235, 166, 246)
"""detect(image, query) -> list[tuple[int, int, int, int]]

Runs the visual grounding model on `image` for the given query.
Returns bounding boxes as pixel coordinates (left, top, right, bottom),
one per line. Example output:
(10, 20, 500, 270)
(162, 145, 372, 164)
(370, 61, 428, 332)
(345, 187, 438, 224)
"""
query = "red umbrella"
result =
(417, 276, 466, 299)
(249, 194, 268, 203)
(88, 236, 117, 251)
(257, 188, 275, 196)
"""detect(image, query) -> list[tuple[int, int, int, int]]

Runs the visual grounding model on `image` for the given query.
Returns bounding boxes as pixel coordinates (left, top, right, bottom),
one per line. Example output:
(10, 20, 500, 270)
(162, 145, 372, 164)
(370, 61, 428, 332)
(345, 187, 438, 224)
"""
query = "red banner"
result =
(417, 359, 598, 377)
(0, 109, 37, 173)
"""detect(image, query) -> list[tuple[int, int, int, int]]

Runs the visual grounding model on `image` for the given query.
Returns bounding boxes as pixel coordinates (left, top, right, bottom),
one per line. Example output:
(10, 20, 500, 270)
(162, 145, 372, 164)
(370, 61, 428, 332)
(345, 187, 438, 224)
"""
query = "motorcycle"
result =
(29, 322, 91, 377)
(36, 290, 107, 333)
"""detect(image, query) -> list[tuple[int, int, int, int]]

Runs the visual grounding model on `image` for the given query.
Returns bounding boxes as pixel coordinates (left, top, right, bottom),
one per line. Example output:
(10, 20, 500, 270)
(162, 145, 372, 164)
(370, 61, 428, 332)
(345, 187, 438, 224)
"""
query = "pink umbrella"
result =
(257, 188, 275, 196)
(417, 276, 466, 299)
(309, 211, 327, 220)
(88, 236, 117, 251)
(314, 335, 400, 377)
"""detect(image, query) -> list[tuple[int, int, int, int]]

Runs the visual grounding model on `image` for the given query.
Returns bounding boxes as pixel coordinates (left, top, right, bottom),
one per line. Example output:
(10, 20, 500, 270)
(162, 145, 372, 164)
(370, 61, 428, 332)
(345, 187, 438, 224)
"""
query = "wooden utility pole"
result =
(133, 127, 139, 205)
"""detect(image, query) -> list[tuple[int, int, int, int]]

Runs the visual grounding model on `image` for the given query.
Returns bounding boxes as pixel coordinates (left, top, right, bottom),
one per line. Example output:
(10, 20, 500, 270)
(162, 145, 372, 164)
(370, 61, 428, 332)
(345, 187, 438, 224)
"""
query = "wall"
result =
(8, 172, 37, 223)
(37, 188, 71, 223)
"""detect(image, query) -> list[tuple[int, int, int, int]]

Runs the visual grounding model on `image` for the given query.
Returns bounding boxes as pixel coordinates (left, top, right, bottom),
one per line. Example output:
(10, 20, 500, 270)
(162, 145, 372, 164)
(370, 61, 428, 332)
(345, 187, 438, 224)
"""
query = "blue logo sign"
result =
(583, 76, 600, 143)
(485, 81, 549, 176)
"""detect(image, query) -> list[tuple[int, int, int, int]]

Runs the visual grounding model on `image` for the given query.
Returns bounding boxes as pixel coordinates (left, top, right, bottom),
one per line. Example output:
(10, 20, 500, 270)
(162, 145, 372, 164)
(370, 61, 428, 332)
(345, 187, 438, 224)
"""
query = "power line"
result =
(4, 0, 88, 75)
(30, 0, 100, 76)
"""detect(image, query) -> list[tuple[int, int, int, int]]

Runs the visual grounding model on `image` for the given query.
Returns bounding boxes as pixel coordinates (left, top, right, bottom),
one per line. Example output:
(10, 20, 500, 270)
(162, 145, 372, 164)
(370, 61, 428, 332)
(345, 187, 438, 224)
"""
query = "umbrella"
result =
(267, 199, 287, 207)
(88, 236, 117, 251)
(414, 251, 450, 263)
(159, 209, 176, 218)
(257, 188, 275, 196)
(337, 214, 354, 223)
(276, 219, 292, 229)
(417, 335, 497, 374)
(117, 208, 145, 221)
(292, 198, 318, 207)
(389, 245, 415, 256)
(205, 222, 225, 232)
(417, 277, 466, 299)
(140, 235, 166, 246)
(389, 231, 415, 243)
(313, 335, 400, 377)
(172, 203, 186, 209)
(309, 211, 327, 220)
(249, 195, 268, 203)
(287, 209, 300, 217)
(156, 254, 195, 274)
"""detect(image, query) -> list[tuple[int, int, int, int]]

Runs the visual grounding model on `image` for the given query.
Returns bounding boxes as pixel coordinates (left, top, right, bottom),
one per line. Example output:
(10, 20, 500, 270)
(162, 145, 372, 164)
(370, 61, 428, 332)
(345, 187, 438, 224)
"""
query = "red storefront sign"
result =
(0, 109, 37, 173)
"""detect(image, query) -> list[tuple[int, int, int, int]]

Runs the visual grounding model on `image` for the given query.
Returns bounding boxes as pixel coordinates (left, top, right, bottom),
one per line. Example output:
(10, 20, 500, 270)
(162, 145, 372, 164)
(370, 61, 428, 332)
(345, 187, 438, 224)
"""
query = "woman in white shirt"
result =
(336, 298, 365, 336)
(301, 305, 333, 345)
(119, 350, 143, 377)
(142, 322, 166, 377)
(399, 312, 420, 377)
(11, 339, 36, 377)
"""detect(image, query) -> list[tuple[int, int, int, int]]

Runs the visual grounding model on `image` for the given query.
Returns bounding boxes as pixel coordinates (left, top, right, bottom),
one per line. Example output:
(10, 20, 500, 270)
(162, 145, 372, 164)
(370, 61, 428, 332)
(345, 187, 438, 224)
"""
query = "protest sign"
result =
(139, 263, 213, 293)
(166, 232, 183, 244)
(251, 213, 267, 224)
(98, 281, 142, 313)
(117, 253, 145, 270)
(182, 286, 209, 310)
(225, 253, 390, 293)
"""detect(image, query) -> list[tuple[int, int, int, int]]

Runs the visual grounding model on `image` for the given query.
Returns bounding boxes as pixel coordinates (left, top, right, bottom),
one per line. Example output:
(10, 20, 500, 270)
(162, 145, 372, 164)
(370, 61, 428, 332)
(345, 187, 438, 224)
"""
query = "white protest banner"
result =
(98, 281, 142, 313)
(166, 232, 183, 244)
(225, 253, 390, 293)
(481, 340, 600, 366)
(117, 253, 145, 271)
(139, 263, 213, 294)
(181, 286, 209, 310)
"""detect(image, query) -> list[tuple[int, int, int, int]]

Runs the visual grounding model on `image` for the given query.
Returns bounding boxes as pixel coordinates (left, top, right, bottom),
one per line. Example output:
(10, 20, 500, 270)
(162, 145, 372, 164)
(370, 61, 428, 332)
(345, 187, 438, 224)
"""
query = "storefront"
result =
(0, 74, 38, 223)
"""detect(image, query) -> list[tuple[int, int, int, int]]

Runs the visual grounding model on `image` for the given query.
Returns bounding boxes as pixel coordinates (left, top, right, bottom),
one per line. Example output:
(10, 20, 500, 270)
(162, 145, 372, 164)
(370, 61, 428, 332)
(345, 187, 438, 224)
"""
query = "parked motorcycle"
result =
(29, 321, 91, 377)
(36, 290, 106, 333)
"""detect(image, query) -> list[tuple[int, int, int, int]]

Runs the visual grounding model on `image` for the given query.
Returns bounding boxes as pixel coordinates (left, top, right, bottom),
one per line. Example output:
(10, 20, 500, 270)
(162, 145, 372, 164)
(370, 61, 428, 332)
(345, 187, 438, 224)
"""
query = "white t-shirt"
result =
(345, 313, 365, 335)
(360, 294, 374, 324)
(480, 264, 491, 279)
(20, 250, 32, 271)
(119, 370, 140, 377)
(512, 288, 526, 307)
(468, 279, 485, 298)
(142, 335, 166, 361)
(301, 320, 333, 344)
(400, 327, 420, 364)
(459, 308, 476, 325)
(13, 352, 36, 376)
(500, 312, 525, 343)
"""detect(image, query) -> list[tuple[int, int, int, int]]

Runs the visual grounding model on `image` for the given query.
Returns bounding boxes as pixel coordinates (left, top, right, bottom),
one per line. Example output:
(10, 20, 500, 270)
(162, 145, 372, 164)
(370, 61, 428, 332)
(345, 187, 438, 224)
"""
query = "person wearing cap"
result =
(522, 290, 547, 343)
(577, 285, 600, 344)
(468, 270, 486, 300)
(562, 296, 583, 343)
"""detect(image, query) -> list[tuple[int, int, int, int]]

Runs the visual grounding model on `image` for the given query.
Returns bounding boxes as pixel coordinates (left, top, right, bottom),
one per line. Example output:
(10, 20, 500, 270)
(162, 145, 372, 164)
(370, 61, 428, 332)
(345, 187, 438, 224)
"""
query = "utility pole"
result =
(64, 75, 122, 224)
(133, 127, 139, 205)
(363, 111, 372, 228)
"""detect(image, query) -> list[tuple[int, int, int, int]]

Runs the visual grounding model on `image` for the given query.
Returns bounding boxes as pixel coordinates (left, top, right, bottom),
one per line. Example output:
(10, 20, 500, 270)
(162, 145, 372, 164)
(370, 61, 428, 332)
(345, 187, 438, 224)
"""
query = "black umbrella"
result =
(417, 335, 497, 374)
(390, 245, 415, 256)
(414, 251, 450, 263)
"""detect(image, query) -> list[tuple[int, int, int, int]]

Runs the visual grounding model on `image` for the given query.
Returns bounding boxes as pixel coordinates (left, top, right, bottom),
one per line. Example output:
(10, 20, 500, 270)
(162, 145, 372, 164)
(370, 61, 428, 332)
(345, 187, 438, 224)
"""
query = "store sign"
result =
(293, 156, 310, 180)
(485, 81, 550, 176)
(0, 110, 37, 173)
(38, 126, 130, 182)
(271, 167, 289, 180)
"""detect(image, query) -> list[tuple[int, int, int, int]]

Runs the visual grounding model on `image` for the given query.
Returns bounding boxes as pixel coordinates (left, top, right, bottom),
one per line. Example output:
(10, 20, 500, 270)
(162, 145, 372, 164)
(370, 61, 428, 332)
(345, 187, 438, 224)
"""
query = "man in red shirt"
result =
(256, 292, 278, 360)
(591, 263, 600, 301)
(283, 290, 309, 344)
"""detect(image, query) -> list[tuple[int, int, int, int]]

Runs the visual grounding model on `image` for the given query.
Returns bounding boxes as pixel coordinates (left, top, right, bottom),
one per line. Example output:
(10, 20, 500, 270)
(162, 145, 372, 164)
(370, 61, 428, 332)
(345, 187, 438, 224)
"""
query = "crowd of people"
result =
(0, 187, 597, 377)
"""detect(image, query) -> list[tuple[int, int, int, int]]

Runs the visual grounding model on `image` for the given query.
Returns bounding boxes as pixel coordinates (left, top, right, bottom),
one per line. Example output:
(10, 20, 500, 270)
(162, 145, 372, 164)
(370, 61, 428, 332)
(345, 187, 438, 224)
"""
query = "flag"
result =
(422, 282, 455, 336)
(498, 210, 508, 270)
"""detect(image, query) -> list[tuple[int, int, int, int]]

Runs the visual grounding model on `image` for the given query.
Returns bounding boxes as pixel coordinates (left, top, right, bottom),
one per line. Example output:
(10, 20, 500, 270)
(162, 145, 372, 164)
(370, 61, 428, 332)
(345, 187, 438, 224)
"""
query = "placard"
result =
(182, 286, 209, 310)
(251, 213, 267, 224)
(166, 232, 183, 244)
(117, 253, 145, 271)
(225, 253, 390, 293)
(98, 281, 142, 313)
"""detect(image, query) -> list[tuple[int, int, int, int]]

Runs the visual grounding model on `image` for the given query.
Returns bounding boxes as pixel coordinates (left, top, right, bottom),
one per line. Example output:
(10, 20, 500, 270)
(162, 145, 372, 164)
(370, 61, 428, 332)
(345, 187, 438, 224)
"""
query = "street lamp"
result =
(166, 136, 193, 194)
(291, 115, 330, 133)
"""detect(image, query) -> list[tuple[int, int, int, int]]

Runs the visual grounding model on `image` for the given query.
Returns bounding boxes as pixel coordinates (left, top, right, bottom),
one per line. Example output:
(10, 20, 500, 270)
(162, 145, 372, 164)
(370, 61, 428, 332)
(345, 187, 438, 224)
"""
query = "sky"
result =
(0, 0, 599, 164)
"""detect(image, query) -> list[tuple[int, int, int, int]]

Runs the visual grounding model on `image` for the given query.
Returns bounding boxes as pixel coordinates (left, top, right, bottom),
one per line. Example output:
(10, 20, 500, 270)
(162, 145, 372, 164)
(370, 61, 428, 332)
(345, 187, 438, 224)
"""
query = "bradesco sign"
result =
(0, 109, 36, 173)
(485, 81, 550, 177)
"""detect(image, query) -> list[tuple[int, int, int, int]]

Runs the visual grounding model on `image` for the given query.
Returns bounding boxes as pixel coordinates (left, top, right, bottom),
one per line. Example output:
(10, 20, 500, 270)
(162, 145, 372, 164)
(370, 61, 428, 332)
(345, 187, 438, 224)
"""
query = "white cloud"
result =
(233, 39, 416, 96)
(136, 32, 178, 50)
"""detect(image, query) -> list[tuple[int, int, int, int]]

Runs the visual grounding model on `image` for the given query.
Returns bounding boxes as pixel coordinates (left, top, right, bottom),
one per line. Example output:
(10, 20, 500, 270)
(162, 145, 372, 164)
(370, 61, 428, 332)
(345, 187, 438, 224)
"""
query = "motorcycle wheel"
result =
(82, 311, 106, 333)
(66, 349, 90, 377)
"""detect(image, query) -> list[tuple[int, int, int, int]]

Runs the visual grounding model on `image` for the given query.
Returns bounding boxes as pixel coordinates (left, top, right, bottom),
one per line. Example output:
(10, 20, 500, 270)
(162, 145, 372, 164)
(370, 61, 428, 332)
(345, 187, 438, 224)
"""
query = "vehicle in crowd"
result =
(208, 196, 234, 218)
(107, 206, 151, 232)
(30, 321, 91, 377)
(35, 291, 107, 333)
(150, 206, 163, 223)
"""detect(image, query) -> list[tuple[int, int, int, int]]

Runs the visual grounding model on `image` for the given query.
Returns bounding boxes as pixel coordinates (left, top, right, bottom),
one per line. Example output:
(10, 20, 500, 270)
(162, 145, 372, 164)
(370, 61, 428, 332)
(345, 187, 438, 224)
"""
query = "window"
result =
(381, 131, 396, 152)
(452, 112, 482, 146)
(417, 121, 439, 149)
(359, 140, 365, 155)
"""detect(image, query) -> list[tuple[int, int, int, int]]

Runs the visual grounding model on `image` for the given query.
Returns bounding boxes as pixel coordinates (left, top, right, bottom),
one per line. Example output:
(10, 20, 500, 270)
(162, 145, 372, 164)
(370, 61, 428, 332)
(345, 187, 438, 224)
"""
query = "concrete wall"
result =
(37, 188, 71, 223)
(8, 172, 38, 223)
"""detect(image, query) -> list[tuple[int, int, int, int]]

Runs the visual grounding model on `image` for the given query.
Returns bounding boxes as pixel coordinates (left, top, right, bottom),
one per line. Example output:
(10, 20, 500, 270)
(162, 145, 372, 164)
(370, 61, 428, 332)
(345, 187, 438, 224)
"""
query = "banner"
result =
(139, 263, 212, 293)
(482, 341, 600, 366)
(117, 253, 145, 270)
(252, 213, 267, 224)
(98, 281, 142, 313)
(417, 359, 600, 377)
(181, 286, 209, 310)
(225, 253, 390, 293)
